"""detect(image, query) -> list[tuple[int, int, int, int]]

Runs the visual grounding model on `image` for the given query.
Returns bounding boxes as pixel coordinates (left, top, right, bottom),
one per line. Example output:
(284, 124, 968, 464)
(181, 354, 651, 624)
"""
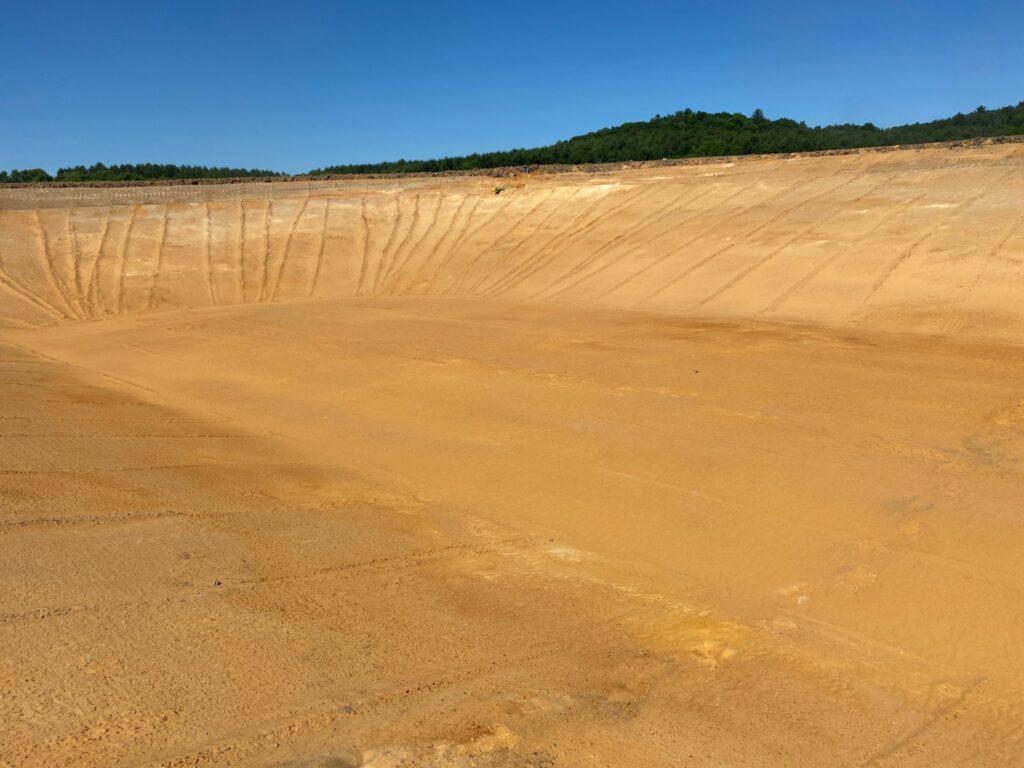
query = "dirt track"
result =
(2, 144, 1024, 766)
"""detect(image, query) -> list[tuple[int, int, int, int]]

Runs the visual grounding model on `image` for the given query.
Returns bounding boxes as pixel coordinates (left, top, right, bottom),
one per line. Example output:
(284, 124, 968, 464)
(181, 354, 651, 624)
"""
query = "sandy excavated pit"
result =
(2, 143, 1024, 767)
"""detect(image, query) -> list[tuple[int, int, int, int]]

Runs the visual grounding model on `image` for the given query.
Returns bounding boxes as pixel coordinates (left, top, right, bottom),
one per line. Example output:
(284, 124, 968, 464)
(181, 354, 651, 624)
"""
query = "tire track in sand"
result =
(271, 197, 310, 301)
(688, 170, 895, 311)
(0, 252, 68, 322)
(434, 192, 519, 296)
(370, 193, 405, 295)
(637, 160, 857, 305)
(856, 166, 1019, 310)
(257, 200, 273, 303)
(237, 198, 248, 304)
(474, 187, 583, 296)
(423, 195, 481, 295)
(85, 208, 113, 317)
(307, 198, 331, 298)
(760, 189, 927, 314)
(146, 205, 170, 311)
(540, 181, 714, 302)
(446, 188, 556, 297)
(478, 186, 614, 298)
(355, 194, 372, 296)
(384, 192, 446, 294)
(203, 202, 217, 306)
(521, 182, 663, 301)
(502, 182, 656, 301)
(33, 210, 81, 320)
(583, 178, 763, 303)
(378, 193, 422, 292)
(116, 204, 140, 315)
(65, 209, 88, 317)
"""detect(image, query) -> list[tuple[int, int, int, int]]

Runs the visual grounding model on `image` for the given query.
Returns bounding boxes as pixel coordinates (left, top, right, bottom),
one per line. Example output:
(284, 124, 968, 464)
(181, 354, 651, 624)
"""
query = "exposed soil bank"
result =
(2, 143, 1024, 766)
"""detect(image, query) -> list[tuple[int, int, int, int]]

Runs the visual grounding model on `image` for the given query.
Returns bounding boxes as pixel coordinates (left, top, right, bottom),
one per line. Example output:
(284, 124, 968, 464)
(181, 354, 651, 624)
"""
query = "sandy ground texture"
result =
(2, 144, 1024, 766)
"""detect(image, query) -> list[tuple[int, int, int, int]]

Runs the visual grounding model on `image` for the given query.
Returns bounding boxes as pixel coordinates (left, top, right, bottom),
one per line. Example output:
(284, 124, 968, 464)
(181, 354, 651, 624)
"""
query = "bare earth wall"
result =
(4, 143, 1024, 767)
(2, 143, 1023, 343)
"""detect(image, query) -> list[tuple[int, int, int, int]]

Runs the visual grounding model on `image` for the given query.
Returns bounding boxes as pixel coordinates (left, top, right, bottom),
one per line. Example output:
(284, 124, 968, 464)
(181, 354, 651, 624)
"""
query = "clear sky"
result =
(2, 1, 1021, 174)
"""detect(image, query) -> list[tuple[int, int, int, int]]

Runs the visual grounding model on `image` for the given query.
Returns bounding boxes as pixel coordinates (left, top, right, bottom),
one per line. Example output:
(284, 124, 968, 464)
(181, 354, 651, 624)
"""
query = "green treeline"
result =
(3, 102, 1023, 183)
(0, 168, 53, 183)
(311, 102, 1024, 175)
(0, 163, 281, 184)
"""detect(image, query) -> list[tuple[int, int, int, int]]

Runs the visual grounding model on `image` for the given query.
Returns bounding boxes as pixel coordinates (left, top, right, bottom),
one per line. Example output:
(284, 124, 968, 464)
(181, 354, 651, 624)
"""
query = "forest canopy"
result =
(3, 102, 1023, 182)
(0, 163, 282, 184)
(310, 102, 1024, 175)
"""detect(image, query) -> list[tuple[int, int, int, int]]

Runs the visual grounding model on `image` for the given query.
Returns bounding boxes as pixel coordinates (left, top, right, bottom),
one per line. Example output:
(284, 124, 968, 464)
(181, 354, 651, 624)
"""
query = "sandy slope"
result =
(2, 144, 1024, 767)
(2, 142, 1023, 341)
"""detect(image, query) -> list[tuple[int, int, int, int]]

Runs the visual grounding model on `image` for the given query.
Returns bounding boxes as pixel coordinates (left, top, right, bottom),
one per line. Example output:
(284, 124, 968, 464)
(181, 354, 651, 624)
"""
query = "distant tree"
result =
(31, 163, 285, 183)
(6, 102, 1024, 184)
(2, 168, 53, 183)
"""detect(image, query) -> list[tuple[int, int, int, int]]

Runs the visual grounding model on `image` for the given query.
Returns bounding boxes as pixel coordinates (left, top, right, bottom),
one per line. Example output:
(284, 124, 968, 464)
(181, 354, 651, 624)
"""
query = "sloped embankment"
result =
(1, 142, 1022, 342)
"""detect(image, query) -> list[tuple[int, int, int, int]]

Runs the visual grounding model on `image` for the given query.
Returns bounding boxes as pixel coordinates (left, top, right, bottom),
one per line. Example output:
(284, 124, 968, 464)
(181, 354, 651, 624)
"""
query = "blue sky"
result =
(2, 1, 1021, 174)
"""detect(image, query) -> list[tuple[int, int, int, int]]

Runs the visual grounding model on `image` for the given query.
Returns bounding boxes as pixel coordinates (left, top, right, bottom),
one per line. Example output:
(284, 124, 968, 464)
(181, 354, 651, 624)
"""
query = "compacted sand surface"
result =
(2, 143, 1024, 766)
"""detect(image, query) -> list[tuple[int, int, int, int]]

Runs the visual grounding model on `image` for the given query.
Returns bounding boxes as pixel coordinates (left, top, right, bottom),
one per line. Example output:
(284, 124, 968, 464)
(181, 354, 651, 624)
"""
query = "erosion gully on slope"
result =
(1, 142, 1023, 342)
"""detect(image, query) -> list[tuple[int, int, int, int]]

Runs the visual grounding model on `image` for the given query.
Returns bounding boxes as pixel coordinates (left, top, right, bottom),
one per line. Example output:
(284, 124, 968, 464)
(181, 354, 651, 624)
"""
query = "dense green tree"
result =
(50, 163, 282, 182)
(4, 102, 1023, 183)
(310, 101, 1024, 175)
(0, 164, 281, 183)
(0, 168, 54, 183)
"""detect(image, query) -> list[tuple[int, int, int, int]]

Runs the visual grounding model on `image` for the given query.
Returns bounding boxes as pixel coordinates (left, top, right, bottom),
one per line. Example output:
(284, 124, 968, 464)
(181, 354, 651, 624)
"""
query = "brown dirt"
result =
(2, 143, 1024, 767)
